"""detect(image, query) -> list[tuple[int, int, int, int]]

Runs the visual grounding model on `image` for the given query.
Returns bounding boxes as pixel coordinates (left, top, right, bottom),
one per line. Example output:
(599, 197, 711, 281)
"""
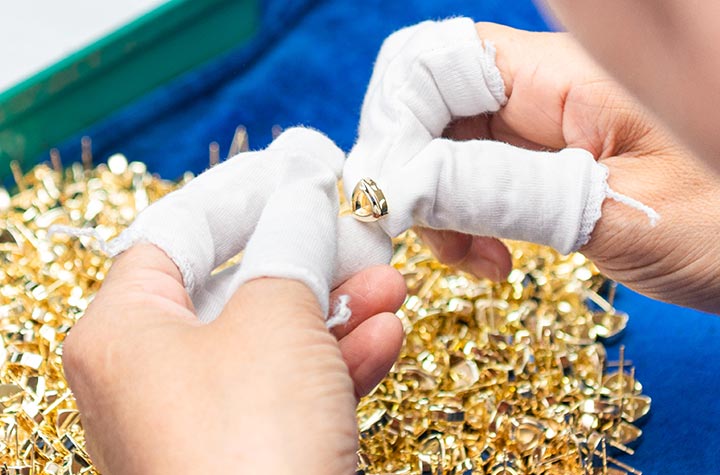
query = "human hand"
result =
(343, 18, 622, 283)
(62, 127, 409, 474)
(64, 129, 405, 475)
(105, 127, 393, 323)
(62, 244, 405, 474)
(426, 23, 720, 313)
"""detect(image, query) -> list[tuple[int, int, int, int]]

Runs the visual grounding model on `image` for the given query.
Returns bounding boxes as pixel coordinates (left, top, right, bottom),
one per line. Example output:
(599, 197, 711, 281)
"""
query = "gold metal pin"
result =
(10, 161, 26, 192)
(80, 137, 92, 170)
(49, 149, 62, 174)
(208, 142, 220, 167)
(228, 125, 248, 157)
(0, 127, 651, 475)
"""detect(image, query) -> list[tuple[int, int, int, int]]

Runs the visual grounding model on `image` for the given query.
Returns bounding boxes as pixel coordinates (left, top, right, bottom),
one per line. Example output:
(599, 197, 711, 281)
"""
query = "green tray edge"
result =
(0, 0, 259, 174)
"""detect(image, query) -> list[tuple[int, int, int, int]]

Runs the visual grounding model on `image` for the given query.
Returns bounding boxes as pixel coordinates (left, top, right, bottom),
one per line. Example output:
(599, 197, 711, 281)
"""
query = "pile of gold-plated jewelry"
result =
(0, 140, 179, 474)
(357, 236, 649, 475)
(0, 133, 650, 474)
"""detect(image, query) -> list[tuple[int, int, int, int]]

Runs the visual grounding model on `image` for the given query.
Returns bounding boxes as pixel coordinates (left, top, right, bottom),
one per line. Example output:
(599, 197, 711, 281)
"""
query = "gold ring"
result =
(351, 178, 388, 222)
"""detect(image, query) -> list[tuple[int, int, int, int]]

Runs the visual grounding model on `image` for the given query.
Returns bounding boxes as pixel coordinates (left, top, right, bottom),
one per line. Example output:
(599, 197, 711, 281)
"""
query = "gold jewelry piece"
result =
(358, 234, 649, 475)
(351, 178, 388, 222)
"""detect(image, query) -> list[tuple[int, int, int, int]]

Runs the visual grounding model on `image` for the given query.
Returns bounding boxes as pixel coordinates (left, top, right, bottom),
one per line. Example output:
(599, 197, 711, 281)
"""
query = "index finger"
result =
(471, 22, 629, 154)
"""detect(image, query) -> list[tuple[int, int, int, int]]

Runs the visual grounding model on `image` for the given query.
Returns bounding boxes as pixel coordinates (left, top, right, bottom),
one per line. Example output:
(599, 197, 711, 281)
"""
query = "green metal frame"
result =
(0, 0, 258, 175)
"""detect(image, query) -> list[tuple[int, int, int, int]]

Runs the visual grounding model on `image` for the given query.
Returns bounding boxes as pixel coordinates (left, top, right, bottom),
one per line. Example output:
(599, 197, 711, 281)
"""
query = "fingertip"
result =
(415, 228, 474, 266)
(270, 127, 345, 175)
(379, 311, 405, 356)
(443, 115, 492, 141)
(330, 265, 407, 340)
(358, 312, 404, 398)
(109, 243, 183, 284)
(495, 247, 513, 280)
(218, 277, 325, 331)
(416, 229, 512, 282)
(461, 258, 505, 282)
(462, 237, 512, 281)
(369, 265, 407, 313)
(339, 312, 404, 398)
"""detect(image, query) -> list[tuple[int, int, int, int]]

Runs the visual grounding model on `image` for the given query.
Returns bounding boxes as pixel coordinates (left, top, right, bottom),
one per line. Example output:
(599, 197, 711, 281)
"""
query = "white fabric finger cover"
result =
(227, 138, 344, 316)
(107, 150, 275, 296)
(333, 216, 393, 288)
(343, 17, 658, 258)
(107, 127, 345, 322)
(380, 139, 610, 254)
(344, 17, 507, 193)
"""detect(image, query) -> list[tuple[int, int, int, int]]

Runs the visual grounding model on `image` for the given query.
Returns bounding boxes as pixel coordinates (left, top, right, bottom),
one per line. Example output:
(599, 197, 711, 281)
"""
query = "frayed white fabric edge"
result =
(47, 224, 136, 257)
(47, 225, 198, 292)
(606, 188, 660, 226)
(481, 40, 508, 107)
(326, 294, 352, 329)
(47, 225, 114, 253)
(573, 162, 660, 251)
(47, 225, 352, 328)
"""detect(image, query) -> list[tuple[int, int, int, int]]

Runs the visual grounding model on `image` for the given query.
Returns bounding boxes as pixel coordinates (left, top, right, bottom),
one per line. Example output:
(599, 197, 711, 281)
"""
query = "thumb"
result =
(215, 278, 326, 337)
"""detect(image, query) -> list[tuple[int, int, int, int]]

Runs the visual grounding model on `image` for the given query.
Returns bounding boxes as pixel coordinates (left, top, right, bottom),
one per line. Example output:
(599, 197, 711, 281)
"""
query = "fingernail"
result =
(417, 228, 443, 251)
(417, 228, 473, 266)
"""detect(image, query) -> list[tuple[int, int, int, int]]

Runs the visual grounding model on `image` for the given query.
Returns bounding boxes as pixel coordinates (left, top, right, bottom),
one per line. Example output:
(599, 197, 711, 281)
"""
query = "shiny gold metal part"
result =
(0, 144, 176, 473)
(227, 125, 249, 157)
(81, 136, 93, 170)
(351, 178, 388, 222)
(357, 233, 649, 474)
(208, 141, 220, 167)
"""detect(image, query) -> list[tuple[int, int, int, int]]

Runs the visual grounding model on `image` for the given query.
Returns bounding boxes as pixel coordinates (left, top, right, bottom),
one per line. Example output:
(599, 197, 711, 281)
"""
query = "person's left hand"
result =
(63, 243, 406, 475)
(62, 128, 407, 474)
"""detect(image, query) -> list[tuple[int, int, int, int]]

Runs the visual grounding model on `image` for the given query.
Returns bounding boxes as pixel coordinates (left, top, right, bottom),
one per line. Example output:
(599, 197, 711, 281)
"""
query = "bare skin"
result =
(541, 0, 720, 172)
(63, 244, 406, 474)
(420, 23, 720, 314)
(64, 8, 720, 475)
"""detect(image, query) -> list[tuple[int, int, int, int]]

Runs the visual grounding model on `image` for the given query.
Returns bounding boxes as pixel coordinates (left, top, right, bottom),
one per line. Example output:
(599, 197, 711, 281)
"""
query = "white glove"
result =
(104, 127, 386, 324)
(343, 18, 658, 259)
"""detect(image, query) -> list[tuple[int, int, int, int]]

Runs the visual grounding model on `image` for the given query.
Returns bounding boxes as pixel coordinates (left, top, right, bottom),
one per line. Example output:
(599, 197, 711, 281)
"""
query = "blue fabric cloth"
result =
(48, 1, 720, 473)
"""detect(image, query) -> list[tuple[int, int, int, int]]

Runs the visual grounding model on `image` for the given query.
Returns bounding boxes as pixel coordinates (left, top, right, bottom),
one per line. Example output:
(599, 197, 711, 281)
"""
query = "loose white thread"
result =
(606, 188, 660, 227)
(326, 294, 352, 329)
(574, 163, 660, 251)
(47, 225, 114, 254)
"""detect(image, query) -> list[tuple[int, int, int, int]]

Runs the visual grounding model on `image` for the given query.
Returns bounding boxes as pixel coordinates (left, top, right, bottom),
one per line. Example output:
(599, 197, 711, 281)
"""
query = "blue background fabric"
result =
(48, 1, 720, 473)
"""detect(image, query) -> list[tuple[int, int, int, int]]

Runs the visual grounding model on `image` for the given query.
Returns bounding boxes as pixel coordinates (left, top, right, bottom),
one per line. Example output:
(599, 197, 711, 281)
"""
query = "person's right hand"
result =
(364, 21, 720, 314)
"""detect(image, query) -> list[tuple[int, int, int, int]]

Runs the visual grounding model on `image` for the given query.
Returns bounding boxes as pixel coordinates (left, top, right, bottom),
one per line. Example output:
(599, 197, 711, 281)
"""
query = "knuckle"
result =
(61, 318, 95, 383)
(61, 305, 114, 384)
